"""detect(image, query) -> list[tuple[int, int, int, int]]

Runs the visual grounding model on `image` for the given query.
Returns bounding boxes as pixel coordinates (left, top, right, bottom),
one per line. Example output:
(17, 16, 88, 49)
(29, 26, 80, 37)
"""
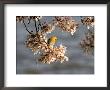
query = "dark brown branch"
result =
(28, 17, 31, 24)
(34, 20, 38, 32)
(23, 19, 32, 34)
(37, 18, 42, 31)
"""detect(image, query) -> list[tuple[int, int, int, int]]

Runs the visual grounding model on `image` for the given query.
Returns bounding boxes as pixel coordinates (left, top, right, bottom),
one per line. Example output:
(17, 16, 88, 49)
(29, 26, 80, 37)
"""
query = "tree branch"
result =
(34, 20, 38, 32)
(23, 19, 32, 34)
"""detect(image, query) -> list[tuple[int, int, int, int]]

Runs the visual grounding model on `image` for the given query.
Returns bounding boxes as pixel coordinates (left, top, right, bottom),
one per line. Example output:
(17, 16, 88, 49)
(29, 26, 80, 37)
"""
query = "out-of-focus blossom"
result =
(41, 24, 55, 34)
(54, 16, 79, 35)
(28, 16, 42, 21)
(80, 30, 94, 54)
(16, 16, 28, 23)
(16, 16, 42, 23)
(81, 16, 94, 29)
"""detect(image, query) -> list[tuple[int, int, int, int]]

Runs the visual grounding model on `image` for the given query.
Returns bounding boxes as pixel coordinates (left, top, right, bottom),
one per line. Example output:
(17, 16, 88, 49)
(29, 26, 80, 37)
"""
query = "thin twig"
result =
(37, 18, 42, 31)
(28, 17, 31, 24)
(34, 20, 38, 32)
(23, 19, 32, 34)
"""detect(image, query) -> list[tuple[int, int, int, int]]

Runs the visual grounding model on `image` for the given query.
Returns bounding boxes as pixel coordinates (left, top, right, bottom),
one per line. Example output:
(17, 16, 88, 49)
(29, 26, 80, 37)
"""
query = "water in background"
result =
(16, 16, 94, 74)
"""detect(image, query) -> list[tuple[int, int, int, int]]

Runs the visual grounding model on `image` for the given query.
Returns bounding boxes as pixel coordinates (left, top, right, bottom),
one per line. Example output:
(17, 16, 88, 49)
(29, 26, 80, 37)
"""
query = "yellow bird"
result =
(47, 36, 58, 47)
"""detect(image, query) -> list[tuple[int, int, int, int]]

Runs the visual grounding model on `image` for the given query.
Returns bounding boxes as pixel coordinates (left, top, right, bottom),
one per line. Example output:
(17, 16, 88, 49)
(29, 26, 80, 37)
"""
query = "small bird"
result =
(47, 36, 58, 47)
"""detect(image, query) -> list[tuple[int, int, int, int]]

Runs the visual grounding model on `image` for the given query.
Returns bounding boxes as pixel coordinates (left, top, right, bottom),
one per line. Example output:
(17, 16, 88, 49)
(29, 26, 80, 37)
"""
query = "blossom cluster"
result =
(80, 30, 94, 54)
(54, 16, 79, 35)
(25, 32, 47, 52)
(38, 44, 68, 64)
(16, 16, 42, 23)
(16, 16, 27, 22)
(27, 16, 42, 21)
(41, 23, 55, 34)
(81, 16, 94, 29)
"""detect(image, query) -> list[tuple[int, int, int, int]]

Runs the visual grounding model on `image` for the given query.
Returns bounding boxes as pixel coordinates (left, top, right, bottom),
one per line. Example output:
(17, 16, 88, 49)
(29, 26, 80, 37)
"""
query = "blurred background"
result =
(16, 16, 94, 74)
